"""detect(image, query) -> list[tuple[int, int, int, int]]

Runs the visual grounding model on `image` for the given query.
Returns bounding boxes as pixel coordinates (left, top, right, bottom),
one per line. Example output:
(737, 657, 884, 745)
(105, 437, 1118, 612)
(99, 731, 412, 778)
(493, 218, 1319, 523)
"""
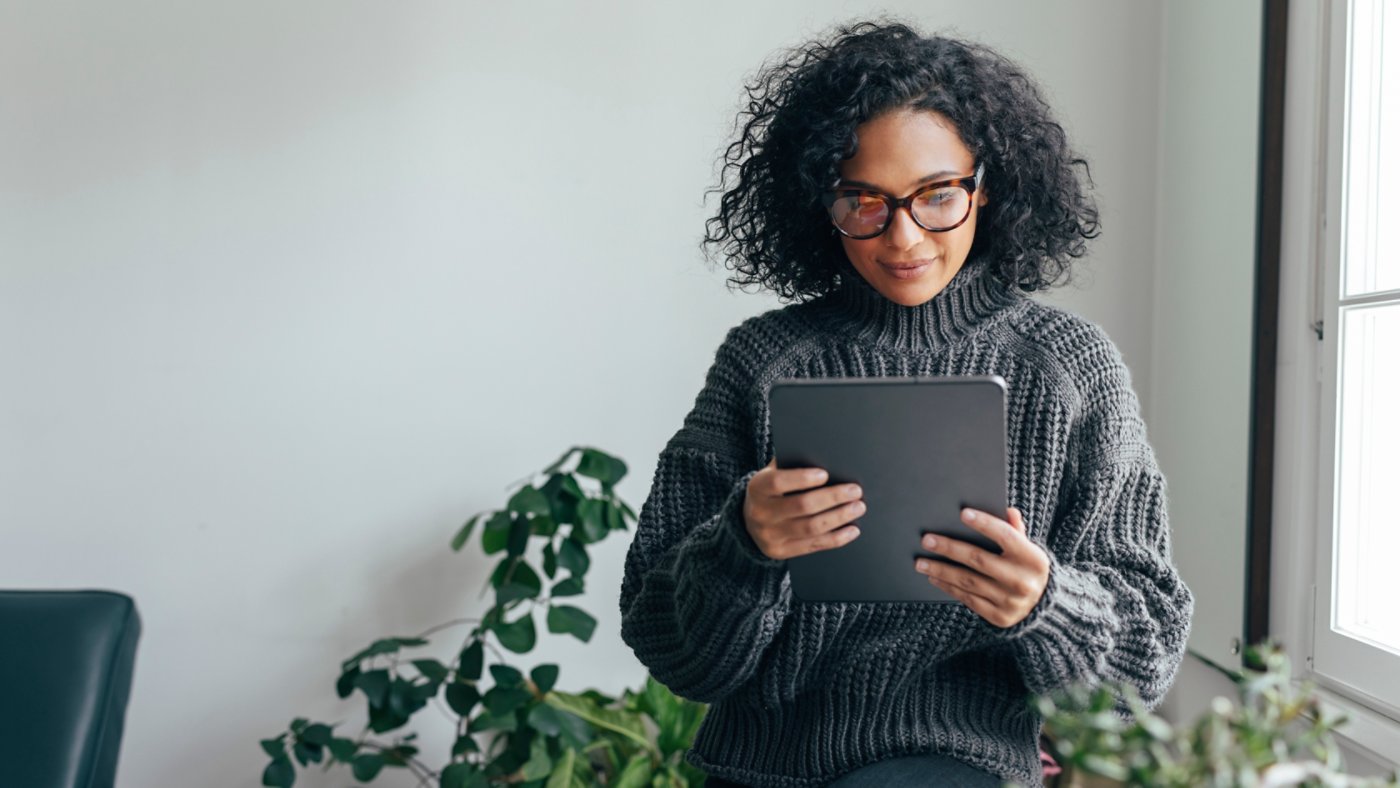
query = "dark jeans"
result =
(704, 752, 1004, 787)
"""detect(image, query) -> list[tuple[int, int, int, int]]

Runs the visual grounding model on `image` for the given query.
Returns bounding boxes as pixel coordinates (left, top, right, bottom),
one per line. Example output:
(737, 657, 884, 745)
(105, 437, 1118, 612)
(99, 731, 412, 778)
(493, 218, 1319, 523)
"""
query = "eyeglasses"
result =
(824, 162, 984, 239)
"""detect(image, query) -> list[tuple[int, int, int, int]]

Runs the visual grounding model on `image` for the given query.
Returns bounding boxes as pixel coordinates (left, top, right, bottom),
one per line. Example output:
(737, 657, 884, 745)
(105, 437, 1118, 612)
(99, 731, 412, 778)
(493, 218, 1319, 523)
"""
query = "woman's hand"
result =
(742, 458, 866, 560)
(914, 506, 1050, 628)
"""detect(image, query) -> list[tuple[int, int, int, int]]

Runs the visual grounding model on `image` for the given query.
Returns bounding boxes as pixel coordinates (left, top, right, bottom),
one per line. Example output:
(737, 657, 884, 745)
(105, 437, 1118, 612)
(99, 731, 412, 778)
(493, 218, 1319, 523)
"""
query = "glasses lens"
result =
(829, 193, 889, 238)
(911, 186, 971, 231)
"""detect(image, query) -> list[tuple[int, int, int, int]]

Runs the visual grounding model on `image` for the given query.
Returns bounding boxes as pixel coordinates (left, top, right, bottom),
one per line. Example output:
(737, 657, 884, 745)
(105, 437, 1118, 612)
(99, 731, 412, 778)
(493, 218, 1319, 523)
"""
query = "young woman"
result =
(618, 19, 1193, 788)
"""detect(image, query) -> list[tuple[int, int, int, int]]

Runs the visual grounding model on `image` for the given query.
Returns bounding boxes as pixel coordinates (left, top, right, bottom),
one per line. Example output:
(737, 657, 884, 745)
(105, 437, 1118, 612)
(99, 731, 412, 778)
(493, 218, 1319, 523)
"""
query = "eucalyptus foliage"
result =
(258, 446, 709, 787)
(1036, 642, 1400, 787)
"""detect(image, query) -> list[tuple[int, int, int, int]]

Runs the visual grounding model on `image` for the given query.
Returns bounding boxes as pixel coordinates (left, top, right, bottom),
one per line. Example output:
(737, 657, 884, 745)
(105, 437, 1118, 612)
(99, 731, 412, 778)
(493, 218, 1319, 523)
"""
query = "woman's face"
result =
(835, 108, 987, 306)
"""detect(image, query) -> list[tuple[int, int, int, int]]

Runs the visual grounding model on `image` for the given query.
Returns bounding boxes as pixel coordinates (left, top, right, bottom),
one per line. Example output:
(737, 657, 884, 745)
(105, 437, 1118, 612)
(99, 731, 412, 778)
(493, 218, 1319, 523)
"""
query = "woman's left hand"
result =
(913, 506, 1050, 628)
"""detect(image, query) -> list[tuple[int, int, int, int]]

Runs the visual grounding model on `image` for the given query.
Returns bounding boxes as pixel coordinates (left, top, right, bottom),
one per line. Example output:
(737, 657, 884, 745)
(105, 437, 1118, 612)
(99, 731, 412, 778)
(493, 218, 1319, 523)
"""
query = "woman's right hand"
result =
(742, 458, 865, 560)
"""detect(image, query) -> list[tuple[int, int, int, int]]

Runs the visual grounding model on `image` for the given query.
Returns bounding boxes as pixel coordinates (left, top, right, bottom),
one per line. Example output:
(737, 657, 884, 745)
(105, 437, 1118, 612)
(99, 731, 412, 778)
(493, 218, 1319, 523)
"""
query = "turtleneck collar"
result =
(814, 256, 1024, 350)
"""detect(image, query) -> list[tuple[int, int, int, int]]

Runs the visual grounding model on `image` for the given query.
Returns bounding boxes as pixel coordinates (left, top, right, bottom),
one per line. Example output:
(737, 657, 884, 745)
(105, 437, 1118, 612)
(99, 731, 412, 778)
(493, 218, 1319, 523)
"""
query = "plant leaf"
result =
(576, 448, 627, 486)
(613, 752, 653, 788)
(440, 761, 488, 788)
(544, 690, 652, 750)
(351, 753, 385, 781)
(551, 576, 584, 597)
(531, 663, 560, 693)
(494, 612, 537, 653)
(490, 664, 525, 687)
(261, 756, 295, 788)
(547, 604, 597, 643)
(445, 681, 481, 716)
(451, 512, 485, 552)
(546, 747, 576, 788)
(481, 511, 511, 555)
(508, 485, 551, 518)
(558, 538, 589, 576)
(353, 669, 391, 708)
(458, 640, 484, 681)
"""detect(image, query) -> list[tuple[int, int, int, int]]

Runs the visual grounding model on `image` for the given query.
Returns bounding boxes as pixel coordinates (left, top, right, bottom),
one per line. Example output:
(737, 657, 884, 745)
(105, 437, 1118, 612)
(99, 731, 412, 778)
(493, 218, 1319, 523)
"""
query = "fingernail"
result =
(916, 559, 929, 571)
(961, 508, 976, 523)
(923, 534, 937, 549)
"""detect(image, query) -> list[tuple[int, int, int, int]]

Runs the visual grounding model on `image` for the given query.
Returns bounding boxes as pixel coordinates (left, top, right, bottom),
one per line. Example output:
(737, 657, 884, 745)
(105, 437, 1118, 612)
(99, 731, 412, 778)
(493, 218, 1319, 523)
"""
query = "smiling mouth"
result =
(879, 260, 934, 270)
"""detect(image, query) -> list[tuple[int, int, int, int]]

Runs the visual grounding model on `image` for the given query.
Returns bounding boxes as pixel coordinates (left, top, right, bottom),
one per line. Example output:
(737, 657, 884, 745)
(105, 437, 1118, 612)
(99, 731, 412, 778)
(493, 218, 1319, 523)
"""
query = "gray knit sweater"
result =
(617, 258, 1194, 787)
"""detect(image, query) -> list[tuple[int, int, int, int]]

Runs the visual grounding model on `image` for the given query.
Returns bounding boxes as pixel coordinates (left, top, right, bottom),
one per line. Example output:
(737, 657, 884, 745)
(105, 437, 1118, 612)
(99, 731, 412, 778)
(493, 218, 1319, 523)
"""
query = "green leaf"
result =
(507, 514, 531, 557)
(509, 485, 552, 518)
(551, 576, 584, 597)
(545, 747, 576, 788)
(526, 702, 564, 737)
(354, 669, 391, 707)
(452, 733, 480, 756)
(328, 737, 357, 762)
(541, 447, 578, 476)
(604, 502, 625, 532)
(467, 707, 518, 733)
(481, 511, 512, 555)
(292, 740, 322, 767)
(458, 640, 484, 680)
(412, 658, 449, 685)
(445, 681, 481, 716)
(493, 559, 542, 604)
(336, 666, 360, 699)
(490, 664, 525, 687)
(351, 753, 385, 781)
(440, 761, 488, 788)
(614, 752, 653, 788)
(547, 604, 597, 643)
(576, 448, 627, 486)
(531, 664, 560, 693)
(452, 512, 485, 552)
(342, 637, 429, 671)
(494, 612, 537, 653)
(542, 543, 558, 578)
(483, 685, 533, 716)
(260, 735, 287, 760)
(261, 756, 295, 788)
(576, 499, 608, 543)
(544, 690, 651, 750)
(558, 538, 590, 576)
(299, 723, 332, 747)
(388, 676, 429, 718)
(521, 734, 554, 781)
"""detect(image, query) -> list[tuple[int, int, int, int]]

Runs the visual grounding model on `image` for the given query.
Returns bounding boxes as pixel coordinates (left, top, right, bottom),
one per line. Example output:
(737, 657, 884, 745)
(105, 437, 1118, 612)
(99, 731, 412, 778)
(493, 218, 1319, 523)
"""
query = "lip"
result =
(878, 259, 933, 279)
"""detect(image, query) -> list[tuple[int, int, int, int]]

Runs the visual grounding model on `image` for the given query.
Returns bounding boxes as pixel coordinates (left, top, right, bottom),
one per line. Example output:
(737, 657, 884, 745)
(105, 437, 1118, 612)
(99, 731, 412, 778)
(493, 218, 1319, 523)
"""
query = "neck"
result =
(816, 257, 1023, 350)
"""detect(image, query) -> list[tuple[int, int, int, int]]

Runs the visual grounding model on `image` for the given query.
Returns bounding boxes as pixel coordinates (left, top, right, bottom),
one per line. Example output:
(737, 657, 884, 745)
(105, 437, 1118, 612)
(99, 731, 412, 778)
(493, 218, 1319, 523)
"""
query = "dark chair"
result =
(0, 590, 142, 788)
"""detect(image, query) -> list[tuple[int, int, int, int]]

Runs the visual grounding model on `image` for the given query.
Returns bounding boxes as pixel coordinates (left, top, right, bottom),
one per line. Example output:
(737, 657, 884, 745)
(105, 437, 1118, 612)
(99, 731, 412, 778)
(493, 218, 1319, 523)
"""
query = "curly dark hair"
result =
(700, 18, 1101, 300)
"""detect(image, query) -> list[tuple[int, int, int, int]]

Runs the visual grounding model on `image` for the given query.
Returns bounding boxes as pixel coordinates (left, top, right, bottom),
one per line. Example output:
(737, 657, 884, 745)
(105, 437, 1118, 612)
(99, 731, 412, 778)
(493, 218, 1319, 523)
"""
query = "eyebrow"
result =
(835, 169, 966, 191)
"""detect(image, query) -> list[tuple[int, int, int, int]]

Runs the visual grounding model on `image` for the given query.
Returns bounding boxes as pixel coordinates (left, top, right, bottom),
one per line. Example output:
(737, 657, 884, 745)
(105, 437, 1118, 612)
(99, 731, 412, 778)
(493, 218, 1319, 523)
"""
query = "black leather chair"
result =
(0, 590, 142, 788)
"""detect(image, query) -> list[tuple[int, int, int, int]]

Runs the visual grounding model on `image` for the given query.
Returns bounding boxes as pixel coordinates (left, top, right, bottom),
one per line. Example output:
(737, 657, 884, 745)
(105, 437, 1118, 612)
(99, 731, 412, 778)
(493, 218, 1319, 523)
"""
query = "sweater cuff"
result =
(675, 469, 789, 603)
(991, 547, 1119, 648)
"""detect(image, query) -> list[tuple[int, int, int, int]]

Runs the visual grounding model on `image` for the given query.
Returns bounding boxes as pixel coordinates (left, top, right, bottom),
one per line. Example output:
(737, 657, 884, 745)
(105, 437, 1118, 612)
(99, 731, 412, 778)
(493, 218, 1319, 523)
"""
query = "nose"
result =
(884, 204, 925, 251)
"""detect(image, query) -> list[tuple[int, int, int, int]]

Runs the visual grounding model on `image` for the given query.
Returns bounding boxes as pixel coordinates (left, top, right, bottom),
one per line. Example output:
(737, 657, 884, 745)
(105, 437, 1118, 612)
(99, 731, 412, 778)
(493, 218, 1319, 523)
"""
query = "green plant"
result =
(258, 446, 710, 787)
(1035, 641, 1400, 787)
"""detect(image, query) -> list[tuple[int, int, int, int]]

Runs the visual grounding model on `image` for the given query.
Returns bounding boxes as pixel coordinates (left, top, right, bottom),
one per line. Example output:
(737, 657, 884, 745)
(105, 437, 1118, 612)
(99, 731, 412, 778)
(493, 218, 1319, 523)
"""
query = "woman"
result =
(618, 19, 1193, 788)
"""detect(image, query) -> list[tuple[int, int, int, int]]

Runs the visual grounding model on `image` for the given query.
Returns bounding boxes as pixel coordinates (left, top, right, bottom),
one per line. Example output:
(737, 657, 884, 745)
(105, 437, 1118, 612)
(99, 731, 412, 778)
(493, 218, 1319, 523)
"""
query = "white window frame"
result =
(1274, 0, 1400, 766)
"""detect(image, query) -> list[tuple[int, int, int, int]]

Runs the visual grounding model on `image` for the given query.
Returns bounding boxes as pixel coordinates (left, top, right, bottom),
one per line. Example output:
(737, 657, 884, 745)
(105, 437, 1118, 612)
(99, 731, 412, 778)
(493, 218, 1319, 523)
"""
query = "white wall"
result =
(1148, 0, 1260, 672)
(2, 2, 1172, 785)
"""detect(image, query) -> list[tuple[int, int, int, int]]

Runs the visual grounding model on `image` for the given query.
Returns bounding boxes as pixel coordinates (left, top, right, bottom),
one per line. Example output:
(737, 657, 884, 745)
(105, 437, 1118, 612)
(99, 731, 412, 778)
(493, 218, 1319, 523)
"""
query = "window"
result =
(1312, 0, 1400, 715)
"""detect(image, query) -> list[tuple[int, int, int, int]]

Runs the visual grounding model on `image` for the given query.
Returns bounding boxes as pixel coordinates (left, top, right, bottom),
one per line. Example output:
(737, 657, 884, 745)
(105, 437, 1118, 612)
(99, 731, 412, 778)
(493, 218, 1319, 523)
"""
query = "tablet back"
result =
(767, 375, 1007, 603)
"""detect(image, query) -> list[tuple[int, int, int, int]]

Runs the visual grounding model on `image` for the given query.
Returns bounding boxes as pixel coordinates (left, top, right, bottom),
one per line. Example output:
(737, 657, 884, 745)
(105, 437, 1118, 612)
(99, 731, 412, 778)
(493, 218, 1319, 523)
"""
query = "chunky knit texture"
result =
(618, 257, 1194, 787)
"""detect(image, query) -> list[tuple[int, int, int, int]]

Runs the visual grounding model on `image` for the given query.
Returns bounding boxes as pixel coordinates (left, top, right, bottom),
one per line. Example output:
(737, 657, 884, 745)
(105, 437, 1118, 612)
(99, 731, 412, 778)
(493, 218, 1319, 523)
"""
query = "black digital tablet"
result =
(767, 375, 1008, 603)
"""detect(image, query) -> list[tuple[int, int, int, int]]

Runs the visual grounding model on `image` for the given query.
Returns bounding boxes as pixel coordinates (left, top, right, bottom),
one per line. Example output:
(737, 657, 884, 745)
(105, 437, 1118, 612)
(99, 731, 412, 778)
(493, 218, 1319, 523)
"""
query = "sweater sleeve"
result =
(617, 327, 793, 704)
(990, 340, 1194, 711)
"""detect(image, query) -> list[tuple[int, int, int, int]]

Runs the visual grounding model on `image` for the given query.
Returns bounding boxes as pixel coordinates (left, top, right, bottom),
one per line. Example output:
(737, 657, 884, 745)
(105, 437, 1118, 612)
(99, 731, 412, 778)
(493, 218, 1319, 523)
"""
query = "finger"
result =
(920, 532, 1020, 587)
(767, 464, 830, 496)
(957, 507, 1029, 557)
(1007, 507, 1025, 533)
(789, 494, 866, 538)
(915, 557, 1006, 605)
(926, 575, 1003, 624)
(779, 482, 863, 521)
(788, 522, 861, 557)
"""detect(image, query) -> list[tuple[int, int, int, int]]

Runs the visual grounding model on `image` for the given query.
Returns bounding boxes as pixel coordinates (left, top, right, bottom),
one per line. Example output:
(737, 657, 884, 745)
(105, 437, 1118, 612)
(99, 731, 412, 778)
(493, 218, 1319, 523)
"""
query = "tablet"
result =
(767, 375, 1008, 603)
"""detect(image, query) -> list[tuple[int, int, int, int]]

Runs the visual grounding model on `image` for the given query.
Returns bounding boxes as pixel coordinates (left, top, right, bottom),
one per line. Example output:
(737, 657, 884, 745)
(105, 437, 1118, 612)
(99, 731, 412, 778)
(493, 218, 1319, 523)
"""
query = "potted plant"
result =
(258, 446, 709, 787)
(1036, 642, 1400, 787)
